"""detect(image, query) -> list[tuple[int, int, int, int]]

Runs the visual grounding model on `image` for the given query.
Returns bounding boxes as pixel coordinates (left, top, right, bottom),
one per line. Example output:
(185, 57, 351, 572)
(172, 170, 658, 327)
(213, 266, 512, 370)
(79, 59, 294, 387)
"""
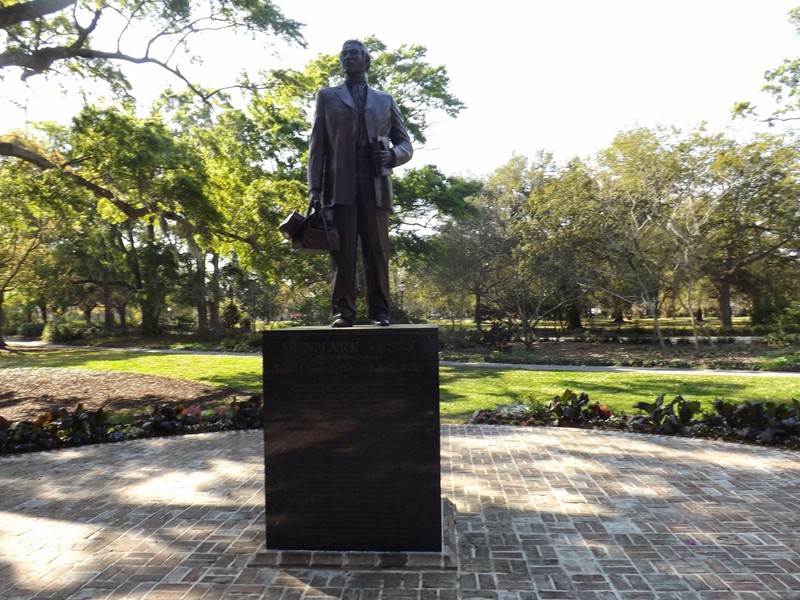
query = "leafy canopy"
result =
(0, 0, 304, 98)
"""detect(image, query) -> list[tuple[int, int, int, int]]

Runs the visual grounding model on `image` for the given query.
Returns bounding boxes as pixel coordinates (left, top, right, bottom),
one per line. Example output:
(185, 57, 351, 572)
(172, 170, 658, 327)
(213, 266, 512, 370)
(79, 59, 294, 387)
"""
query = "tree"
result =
(247, 36, 465, 147)
(523, 157, 601, 332)
(592, 128, 685, 349)
(47, 219, 136, 330)
(0, 142, 87, 347)
(431, 196, 509, 337)
(52, 104, 219, 334)
(0, 0, 303, 96)
(391, 165, 480, 266)
(0, 0, 305, 221)
(686, 133, 800, 327)
(733, 7, 800, 126)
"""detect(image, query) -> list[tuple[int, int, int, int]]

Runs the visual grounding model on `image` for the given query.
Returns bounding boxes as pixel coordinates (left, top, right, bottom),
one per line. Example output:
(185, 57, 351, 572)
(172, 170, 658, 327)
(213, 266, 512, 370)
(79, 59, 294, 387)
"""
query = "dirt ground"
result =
(0, 367, 242, 424)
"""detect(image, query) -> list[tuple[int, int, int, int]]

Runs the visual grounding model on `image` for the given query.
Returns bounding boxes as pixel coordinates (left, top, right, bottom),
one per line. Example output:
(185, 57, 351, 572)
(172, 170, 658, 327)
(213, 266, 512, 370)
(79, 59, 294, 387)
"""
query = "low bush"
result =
(0, 395, 263, 455)
(18, 322, 45, 339)
(470, 389, 800, 449)
(765, 332, 800, 347)
(42, 323, 85, 343)
(215, 331, 262, 352)
(438, 327, 480, 350)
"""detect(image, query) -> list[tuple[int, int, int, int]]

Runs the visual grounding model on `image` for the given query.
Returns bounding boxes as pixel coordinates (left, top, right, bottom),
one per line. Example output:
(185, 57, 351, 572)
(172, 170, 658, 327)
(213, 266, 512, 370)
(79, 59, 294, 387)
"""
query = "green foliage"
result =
(546, 389, 590, 424)
(734, 8, 800, 125)
(0, 403, 109, 452)
(471, 391, 620, 429)
(438, 326, 479, 350)
(473, 322, 513, 351)
(220, 301, 241, 329)
(629, 395, 702, 434)
(711, 399, 800, 445)
(364, 38, 465, 144)
(0, 0, 303, 93)
(42, 322, 84, 343)
(18, 322, 44, 338)
(471, 390, 800, 448)
(0, 395, 263, 455)
(390, 166, 480, 264)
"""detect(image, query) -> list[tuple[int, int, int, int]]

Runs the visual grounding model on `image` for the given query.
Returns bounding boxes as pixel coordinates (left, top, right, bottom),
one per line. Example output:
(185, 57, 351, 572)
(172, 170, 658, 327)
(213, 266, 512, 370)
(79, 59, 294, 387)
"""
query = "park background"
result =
(1, 1, 800, 446)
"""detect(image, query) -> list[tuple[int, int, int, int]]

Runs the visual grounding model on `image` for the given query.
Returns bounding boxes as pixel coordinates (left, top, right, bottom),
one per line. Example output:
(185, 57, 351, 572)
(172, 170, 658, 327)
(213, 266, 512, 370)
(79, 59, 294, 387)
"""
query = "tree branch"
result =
(1, 44, 219, 100)
(0, 0, 74, 29)
(1, 142, 258, 248)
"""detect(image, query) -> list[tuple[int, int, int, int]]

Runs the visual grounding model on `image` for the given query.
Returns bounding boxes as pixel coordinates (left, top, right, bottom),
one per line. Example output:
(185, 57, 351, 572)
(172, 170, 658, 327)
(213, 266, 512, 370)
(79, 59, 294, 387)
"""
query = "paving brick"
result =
(2, 427, 800, 599)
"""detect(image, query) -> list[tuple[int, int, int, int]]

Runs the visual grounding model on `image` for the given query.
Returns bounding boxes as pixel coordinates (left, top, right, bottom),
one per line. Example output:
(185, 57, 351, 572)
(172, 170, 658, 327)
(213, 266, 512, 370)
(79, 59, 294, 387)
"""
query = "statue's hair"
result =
(341, 39, 371, 70)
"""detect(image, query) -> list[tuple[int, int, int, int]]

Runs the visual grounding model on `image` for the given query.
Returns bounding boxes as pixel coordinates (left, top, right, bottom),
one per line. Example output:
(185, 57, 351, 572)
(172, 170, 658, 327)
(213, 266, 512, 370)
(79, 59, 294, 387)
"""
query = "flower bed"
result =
(469, 389, 800, 450)
(0, 395, 263, 455)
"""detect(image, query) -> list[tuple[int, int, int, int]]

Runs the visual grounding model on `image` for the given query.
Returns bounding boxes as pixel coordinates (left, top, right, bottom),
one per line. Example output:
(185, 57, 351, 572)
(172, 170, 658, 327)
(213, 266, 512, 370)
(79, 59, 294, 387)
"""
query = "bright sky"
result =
(2, 1, 799, 178)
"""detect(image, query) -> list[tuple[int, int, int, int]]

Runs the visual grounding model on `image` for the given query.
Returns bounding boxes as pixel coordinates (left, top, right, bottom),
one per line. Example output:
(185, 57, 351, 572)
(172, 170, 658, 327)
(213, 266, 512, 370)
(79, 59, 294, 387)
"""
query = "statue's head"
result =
(340, 39, 370, 75)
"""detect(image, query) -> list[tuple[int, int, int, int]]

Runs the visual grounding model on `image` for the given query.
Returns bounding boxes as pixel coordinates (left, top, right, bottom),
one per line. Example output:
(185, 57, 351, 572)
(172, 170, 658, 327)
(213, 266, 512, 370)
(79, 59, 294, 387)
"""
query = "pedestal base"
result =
(250, 499, 457, 570)
(262, 325, 441, 552)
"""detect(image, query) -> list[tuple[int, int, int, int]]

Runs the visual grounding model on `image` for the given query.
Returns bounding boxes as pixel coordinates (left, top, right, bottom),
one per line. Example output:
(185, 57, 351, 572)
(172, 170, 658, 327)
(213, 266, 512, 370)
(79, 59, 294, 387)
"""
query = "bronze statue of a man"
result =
(307, 39, 413, 328)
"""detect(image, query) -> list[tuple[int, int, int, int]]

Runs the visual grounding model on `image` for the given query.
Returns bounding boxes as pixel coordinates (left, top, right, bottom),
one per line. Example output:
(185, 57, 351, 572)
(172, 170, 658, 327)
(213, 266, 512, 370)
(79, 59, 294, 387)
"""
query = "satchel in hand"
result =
(279, 205, 339, 254)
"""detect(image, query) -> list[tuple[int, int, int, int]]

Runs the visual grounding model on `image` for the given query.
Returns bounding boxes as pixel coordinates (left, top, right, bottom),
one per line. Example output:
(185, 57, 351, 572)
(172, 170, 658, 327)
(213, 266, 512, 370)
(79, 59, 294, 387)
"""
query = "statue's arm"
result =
(307, 90, 327, 203)
(387, 97, 413, 167)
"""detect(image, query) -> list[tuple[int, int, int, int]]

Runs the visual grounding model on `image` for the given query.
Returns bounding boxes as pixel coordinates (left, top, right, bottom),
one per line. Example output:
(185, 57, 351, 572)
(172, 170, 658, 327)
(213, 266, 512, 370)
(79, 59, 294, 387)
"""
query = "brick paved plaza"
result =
(1, 426, 799, 599)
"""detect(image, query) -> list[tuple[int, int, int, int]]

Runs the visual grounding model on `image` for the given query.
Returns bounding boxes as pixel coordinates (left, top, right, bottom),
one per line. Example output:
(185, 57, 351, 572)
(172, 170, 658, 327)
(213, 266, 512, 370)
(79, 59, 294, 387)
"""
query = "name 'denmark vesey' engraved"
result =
(276, 338, 420, 358)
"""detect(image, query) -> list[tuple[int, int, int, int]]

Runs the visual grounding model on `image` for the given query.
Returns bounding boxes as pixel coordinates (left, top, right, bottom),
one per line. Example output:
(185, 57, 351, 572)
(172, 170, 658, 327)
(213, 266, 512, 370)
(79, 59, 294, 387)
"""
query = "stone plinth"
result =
(262, 325, 441, 552)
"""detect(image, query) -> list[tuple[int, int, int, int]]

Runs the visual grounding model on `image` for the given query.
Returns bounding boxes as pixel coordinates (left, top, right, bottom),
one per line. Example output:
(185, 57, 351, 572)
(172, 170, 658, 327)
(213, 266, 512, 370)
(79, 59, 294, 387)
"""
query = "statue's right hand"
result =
(308, 190, 322, 210)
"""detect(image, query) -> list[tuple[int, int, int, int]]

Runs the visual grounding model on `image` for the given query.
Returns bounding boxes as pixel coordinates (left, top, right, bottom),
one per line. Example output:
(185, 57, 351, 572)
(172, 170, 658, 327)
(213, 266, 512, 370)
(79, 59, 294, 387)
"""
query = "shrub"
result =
(438, 327, 479, 350)
(472, 322, 513, 351)
(19, 322, 45, 339)
(0, 395, 263, 455)
(469, 390, 800, 449)
(216, 331, 262, 352)
(42, 323, 85, 343)
(628, 395, 702, 435)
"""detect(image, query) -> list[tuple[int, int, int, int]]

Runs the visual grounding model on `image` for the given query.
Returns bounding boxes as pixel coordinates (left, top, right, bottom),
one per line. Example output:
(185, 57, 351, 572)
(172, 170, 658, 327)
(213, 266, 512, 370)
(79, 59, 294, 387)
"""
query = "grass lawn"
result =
(439, 366, 800, 423)
(0, 349, 264, 391)
(2, 349, 798, 424)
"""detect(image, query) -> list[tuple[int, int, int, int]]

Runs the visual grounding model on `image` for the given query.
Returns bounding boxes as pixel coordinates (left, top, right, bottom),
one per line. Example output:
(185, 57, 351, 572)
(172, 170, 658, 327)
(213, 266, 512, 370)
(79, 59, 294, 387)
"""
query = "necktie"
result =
(349, 83, 368, 146)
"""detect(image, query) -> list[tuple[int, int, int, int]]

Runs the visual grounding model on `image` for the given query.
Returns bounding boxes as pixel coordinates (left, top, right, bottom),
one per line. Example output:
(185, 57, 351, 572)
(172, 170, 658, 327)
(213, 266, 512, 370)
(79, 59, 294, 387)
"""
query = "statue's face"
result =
(340, 43, 368, 75)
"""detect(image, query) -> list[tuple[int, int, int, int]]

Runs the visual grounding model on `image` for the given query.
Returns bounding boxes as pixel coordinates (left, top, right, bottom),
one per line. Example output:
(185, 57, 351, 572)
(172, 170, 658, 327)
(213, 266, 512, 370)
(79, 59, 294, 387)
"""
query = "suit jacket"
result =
(307, 84, 413, 211)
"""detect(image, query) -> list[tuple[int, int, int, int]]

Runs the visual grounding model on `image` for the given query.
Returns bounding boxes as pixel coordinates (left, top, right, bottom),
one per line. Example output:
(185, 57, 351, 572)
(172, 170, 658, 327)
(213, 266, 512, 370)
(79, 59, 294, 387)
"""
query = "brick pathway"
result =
(1, 426, 799, 599)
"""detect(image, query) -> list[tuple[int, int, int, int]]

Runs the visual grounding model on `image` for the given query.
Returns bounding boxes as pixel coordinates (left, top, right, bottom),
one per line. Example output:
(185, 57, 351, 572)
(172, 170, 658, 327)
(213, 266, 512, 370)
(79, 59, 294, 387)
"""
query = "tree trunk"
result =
(209, 252, 221, 330)
(141, 300, 161, 336)
(0, 292, 6, 349)
(564, 303, 583, 331)
(117, 305, 127, 330)
(104, 302, 115, 330)
(83, 305, 93, 325)
(38, 301, 48, 324)
(717, 280, 733, 327)
(474, 291, 483, 333)
(139, 225, 164, 336)
(611, 301, 625, 324)
(195, 256, 208, 333)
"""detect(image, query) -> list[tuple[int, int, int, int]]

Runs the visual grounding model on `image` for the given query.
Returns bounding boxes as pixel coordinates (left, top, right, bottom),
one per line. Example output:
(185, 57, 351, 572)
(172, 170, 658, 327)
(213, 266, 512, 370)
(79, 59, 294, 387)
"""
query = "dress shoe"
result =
(370, 315, 390, 326)
(332, 316, 353, 328)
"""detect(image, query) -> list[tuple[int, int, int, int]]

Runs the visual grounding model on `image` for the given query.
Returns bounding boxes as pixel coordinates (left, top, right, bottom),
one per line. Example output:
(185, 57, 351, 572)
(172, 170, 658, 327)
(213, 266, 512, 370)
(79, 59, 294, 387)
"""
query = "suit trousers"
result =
(330, 173, 390, 321)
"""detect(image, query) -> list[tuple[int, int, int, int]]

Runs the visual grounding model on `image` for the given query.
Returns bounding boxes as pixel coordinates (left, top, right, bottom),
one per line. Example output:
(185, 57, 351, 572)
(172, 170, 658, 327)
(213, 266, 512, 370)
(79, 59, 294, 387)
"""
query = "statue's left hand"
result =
(373, 148, 394, 168)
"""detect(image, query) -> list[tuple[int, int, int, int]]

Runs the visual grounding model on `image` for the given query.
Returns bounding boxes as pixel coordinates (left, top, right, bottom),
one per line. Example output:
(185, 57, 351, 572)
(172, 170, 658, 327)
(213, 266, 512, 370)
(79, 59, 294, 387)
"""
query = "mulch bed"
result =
(0, 367, 242, 424)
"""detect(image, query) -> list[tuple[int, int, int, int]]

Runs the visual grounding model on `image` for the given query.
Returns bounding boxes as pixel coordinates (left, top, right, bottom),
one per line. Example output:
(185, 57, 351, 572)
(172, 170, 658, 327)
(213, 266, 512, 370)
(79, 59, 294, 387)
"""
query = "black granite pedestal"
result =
(261, 325, 441, 553)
